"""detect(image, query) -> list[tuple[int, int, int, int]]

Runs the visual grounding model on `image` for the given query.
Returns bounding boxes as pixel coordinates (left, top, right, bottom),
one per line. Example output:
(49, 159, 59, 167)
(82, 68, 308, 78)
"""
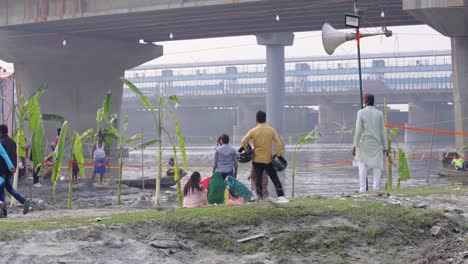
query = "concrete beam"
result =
(0, 30, 162, 134)
(0, 0, 418, 43)
(403, 0, 466, 36)
(0, 0, 264, 26)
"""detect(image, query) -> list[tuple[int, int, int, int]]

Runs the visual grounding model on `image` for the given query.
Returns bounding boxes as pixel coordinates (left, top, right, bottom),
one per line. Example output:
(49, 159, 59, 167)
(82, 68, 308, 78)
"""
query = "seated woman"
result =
(207, 171, 226, 204)
(226, 176, 252, 202)
(183, 172, 207, 208)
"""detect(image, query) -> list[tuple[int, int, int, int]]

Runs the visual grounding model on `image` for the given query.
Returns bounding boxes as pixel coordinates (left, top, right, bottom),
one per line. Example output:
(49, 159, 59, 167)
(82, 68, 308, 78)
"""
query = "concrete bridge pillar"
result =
(451, 37, 468, 150)
(405, 101, 436, 144)
(318, 104, 341, 135)
(257, 32, 294, 135)
(404, 0, 468, 150)
(233, 103, 262, 144)
(318, 104, 357, 135)
(0, 31, 162, 134)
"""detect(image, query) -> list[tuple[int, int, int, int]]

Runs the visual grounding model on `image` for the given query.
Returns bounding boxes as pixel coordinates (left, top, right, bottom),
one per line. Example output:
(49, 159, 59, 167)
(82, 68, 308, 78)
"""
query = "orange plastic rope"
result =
(386, 124, 468, 136)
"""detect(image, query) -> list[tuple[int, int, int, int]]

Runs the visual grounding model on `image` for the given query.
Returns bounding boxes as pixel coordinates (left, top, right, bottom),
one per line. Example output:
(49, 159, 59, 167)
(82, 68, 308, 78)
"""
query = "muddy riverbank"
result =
(1, 187, 468, 264)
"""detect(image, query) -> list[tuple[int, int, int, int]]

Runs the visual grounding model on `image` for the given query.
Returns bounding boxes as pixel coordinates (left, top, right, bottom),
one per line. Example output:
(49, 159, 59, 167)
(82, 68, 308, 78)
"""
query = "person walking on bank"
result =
(241, 111, 288, 203)
(213, 134, 238, 179)
(0, 124, 30, 217)
(352, 94, 388, 192)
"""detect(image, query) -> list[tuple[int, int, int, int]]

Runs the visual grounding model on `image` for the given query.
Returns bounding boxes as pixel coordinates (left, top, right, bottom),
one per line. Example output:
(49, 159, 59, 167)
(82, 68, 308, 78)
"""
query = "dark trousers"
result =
(253, 162, 284, 198)
(33, 166, 41, 184)
(220, 171, 233, 180)
(0, 175, 26, 204)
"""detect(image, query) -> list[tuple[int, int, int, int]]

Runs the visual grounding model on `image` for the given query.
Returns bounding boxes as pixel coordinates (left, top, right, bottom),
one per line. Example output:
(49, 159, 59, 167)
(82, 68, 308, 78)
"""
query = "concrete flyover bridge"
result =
(121, 51, 455, 143)
(0, 0, 417, 136)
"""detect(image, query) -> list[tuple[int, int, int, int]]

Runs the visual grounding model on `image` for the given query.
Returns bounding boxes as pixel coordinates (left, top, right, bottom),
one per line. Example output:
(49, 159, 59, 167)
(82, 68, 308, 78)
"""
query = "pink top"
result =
(183, 188, 207, 208)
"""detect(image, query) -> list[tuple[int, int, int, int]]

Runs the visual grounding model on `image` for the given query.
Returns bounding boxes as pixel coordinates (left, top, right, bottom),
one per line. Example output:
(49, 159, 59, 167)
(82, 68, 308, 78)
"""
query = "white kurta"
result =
(353, 106, 388, 170)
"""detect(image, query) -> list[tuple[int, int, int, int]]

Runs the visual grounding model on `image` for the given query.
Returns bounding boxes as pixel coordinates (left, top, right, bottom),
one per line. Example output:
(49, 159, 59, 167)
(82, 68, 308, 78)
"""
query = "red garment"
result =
(200, 177, 211, 190)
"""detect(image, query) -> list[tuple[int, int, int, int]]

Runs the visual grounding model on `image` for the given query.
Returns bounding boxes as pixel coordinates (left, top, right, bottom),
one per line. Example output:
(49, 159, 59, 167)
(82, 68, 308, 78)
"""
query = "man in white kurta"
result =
(352, 94, 388, 192)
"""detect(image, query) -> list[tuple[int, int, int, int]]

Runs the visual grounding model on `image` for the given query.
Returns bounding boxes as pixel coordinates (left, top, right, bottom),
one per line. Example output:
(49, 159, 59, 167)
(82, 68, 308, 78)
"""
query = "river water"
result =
(121, 143, 459, 199)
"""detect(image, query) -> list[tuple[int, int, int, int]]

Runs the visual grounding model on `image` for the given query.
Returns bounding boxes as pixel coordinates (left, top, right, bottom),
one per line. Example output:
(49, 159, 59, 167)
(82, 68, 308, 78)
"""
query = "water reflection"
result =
(122, 143, 458, 199)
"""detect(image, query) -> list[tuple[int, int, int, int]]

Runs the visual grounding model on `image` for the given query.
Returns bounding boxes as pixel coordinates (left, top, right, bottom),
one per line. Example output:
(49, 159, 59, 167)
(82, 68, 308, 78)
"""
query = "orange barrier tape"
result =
(386, 124, 468, 136)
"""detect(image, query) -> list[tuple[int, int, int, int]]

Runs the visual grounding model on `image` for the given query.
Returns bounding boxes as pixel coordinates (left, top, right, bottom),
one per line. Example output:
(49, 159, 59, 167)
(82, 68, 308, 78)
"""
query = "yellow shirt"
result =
(241, 123, 282, 164)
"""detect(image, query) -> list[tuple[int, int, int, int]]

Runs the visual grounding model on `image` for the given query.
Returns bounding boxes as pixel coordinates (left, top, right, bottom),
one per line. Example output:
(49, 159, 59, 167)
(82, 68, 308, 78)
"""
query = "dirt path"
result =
(2, 184, 468, 264)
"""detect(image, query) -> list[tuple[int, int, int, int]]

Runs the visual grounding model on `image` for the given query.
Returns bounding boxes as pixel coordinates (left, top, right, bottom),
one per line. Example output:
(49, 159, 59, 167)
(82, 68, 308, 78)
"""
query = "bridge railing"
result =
(123, 76, 453, 98)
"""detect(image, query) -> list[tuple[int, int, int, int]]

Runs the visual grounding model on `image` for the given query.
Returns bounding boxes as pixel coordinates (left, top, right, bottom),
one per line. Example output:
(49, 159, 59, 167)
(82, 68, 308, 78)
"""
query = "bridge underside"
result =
(1, 0, 419, 42)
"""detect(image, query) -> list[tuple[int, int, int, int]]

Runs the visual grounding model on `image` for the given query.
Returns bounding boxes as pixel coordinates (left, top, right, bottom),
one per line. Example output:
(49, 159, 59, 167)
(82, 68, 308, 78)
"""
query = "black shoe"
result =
(23, 200, 31, 215)
(0, 202, 6, 218)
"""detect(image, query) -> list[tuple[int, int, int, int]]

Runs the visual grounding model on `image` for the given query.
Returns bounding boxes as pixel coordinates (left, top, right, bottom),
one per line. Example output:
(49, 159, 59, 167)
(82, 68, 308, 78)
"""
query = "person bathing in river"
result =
(166, 157, 187, 177)
(451, 153, 465, 171)
(92, 134, 108, 183)
(183, 172, 207, 208)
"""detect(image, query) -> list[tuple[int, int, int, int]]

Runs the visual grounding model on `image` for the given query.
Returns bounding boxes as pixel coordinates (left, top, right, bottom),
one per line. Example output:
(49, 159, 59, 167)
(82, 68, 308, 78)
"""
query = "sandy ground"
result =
(1, 180, 468, 264)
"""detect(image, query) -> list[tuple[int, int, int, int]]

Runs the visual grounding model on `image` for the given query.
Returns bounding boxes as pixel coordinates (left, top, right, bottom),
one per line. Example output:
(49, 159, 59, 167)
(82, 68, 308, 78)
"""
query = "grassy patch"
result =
(388, 186, 468, 197)
(0, 197, 463, 256)
(0, 210, 165, 232)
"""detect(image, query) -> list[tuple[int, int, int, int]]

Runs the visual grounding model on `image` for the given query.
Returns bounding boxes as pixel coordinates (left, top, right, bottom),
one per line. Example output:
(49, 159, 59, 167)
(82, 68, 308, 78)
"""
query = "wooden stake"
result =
(426, 105, 437, 185)
(141, 127, 145, 189)
(384, 97, 392, 193)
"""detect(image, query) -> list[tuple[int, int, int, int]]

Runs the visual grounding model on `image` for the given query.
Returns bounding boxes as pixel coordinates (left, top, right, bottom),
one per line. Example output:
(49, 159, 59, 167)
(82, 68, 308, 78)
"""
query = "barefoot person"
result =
(92, 134, 108, 183)
(241, 111, 288, 203)
(352, 94, 388, 192)
(0, 124, 29, 217)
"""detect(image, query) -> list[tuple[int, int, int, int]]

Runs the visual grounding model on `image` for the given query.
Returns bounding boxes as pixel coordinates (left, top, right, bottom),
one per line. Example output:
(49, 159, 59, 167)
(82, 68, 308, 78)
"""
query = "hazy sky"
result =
(149, 25, 450, 65)
(0, 25, 450, 71)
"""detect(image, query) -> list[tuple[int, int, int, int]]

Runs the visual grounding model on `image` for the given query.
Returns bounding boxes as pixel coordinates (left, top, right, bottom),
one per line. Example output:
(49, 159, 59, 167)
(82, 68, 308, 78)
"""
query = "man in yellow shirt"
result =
(241, 111, 287, 202)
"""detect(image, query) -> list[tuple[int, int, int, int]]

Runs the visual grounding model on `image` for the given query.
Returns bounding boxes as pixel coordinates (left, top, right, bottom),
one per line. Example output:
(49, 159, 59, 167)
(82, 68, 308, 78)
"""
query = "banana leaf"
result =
(31, 116, 44, 172)
(167, 109, 187, 170)
(163, 127, 183, 206)
(42, 114, 65, 124)
(397, 149, 411, 188)
(14, 129, 26, 158)
(73, 131, 85, 177)
(102, 91, 111, 117)
(27, 97, 40, 130)
(80, 128, 94, 141)
(52, 122, 68, 182)
(122, 78, 155, 111)
(125, 134, 142, 145)
(134, 139, 160, 150)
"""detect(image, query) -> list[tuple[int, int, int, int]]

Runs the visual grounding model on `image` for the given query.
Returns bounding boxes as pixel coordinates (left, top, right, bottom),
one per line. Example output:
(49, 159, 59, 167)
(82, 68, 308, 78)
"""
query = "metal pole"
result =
(354, 0, 367, 190)
(426, 105, 437, 185)
(141, 127, 145, 189)
(357, 30, 364, 110)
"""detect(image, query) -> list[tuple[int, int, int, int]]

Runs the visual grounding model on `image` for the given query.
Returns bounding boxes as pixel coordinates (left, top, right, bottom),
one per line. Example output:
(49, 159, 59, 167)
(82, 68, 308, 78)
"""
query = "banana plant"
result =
(384, 128, 411, 191)
(122, 78, 187, 207)
(288, 129, 318, 198)
(51, 121, 69, 202)
(105, 112, 142, 204)
(8, 85, 47, 205)
(65, 128, 93, 209)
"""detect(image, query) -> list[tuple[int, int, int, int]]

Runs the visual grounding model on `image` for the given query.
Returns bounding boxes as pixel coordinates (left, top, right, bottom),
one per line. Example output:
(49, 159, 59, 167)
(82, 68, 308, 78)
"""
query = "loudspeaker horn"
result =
(321, 23, 355, 55)
(322, 23, 393, 55)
